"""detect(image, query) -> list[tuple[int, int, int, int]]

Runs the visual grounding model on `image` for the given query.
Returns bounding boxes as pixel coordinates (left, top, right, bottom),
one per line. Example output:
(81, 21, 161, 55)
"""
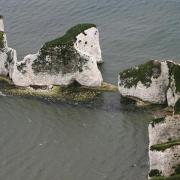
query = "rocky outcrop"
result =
(118, 60, 180, 111)
(0, 17, 118, 101)
(118, 60, 180, 179)
(0, 76, 117, 102)
(11, 24, 103, 87)
(166, 61, 180, 113)
(148, 115, 180, 179)
(0, 16, 17, 77)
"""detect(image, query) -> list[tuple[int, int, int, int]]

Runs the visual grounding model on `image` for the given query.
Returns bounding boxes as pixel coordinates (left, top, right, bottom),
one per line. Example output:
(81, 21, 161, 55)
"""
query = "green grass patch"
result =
(175, 165, 180, 174)
(0, 31, 4, 48)
(175, 99, 180, 114)
(151, 117, 165, 127)
(173, 64, 180, 93)
(151, 174, 180, 180)
(149, 169, 162, 177)
(119, 60, 161, 88)
(172, 165, 180, 176)
(150, 139, 180, 151)
(0, 76, 116, 102)
(44, 24, 96, 47)
(32, 24, 96, 74)
(0, 76, 100, 102)
(167, 61, 180, 93)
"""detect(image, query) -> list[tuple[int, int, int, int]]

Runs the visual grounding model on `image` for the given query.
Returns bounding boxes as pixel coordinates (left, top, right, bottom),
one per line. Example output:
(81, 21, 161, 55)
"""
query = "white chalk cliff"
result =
(11, 24, 103, 87)
(118, 60, 180, 110)
(0, 16, 17, 77)
(148, 115, 180, 179)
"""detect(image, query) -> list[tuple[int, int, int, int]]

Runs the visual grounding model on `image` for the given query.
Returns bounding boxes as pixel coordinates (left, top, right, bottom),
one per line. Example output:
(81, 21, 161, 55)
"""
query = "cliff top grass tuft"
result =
(43, 24, 96, 48)
(150, 174, 180, 180)
(149, 169, 162, 177)
(151, 117, 165, 128)
(150, 139, 180, 152)
(0, 31, 4, 48)
(119, 60, 161, 88)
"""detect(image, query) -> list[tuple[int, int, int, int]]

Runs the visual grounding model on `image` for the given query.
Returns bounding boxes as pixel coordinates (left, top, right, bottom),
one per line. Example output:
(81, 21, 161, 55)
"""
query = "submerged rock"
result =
(118, 60, 180, 110)
(148, 115, 180, 179)
(0, 76, 117, 102)
(0, 16, 17, 77)
(12, 24, 103, 87)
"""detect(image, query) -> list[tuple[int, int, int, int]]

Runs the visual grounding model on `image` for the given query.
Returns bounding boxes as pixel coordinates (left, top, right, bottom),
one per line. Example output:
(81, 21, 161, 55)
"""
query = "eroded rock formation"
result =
(0, 16, 17, 77)
(11, 24, 103, 87)
(148, 115, 180, 179)
(0, 17, 118, 101)
(118, 60, 180, 111)
(118, 60, 180, 179)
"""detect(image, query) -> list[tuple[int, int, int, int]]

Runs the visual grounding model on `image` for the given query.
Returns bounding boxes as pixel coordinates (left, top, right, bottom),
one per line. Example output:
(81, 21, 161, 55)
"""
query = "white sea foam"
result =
(0, 91, 6, 96)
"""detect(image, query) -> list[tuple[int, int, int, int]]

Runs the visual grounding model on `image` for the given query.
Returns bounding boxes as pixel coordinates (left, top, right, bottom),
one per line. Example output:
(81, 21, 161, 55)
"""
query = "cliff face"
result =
(0, 16, 17, 78)
(118, 60, 180, 111)
(0, 17, 119, 102)
(118, 60, 180, 179)
(118, 60, 169, 104)
(11, 24, 103, 87)
(148, 115, 180, 179)
(166, 61, 180, 113)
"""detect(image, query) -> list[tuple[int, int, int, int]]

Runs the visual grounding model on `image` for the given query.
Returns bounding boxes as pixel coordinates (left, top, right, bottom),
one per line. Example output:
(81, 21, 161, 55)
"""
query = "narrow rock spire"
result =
(0, 15, 4, 32)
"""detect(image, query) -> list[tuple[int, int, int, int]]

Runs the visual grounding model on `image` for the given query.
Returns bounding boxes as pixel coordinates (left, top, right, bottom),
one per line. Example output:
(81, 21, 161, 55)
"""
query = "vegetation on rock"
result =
(151, 174, 180, 180)
(33, 45, 87, 74)
(0, 31, 4, 48)
(149, 165, 180, 179)
(167, 61, 180, 93)
(172, 165, 180, 176)
(119, 60, 161, 88)
(150, 139, 180, 151)
(149, 169, 162, 177)
(44, 24, 96, 47)
(0, 76, 116, 102)
(32, 24, 96, 74)
(151, 117, 165, 127)
(173, 64, 180, 93)
(175, 99, 180, 114)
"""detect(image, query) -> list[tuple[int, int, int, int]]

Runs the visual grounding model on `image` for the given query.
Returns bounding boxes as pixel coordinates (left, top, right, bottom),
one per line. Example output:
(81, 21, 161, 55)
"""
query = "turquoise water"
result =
(0, 0, 180, 179)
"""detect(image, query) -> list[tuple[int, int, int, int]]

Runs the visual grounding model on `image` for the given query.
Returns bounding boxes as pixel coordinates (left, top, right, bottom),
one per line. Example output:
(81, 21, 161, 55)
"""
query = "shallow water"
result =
(0, 0, 180, 179)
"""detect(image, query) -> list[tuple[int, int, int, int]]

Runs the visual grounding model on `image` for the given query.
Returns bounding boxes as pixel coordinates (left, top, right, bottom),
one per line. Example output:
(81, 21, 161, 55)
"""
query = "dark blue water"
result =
(0, 0, 179, 179)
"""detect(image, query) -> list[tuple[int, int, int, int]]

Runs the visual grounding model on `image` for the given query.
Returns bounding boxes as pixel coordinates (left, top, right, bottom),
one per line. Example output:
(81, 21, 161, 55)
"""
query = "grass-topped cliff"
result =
(32, 24, 96, 74)
(119, 60, 161, 88)
(167, 61, 180, 93)
(150, 174, 180, 180)
(150, 139, 180, 152)
(44, 23, 96, 47)
(149, 165, 180, 179)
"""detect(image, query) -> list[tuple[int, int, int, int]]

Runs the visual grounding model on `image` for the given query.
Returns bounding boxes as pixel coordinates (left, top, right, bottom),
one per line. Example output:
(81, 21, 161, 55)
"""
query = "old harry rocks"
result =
(118, 60, 180, 111)
(0, 18, 103, 88)
(0, 16, 17, 78)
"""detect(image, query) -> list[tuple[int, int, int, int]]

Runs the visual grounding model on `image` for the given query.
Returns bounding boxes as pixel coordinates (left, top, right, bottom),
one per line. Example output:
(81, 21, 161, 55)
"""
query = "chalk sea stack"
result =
(118, 60, 180, 179)
(12, 24, 103, 87)
(0, 17, 117, 101)
(118, 60, 180, 112)
(0, 16, 17, 77)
